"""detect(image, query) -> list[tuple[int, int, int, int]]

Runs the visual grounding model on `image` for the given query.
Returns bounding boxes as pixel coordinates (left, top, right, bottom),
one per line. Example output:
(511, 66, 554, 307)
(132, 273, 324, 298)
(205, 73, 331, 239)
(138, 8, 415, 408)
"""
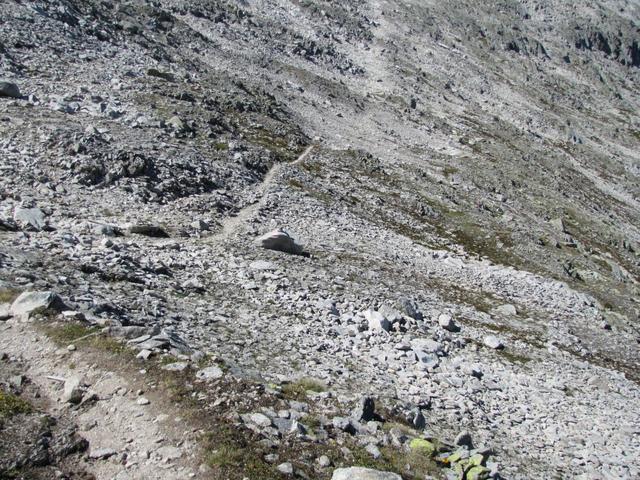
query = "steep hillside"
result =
(1, 1, 639, 479)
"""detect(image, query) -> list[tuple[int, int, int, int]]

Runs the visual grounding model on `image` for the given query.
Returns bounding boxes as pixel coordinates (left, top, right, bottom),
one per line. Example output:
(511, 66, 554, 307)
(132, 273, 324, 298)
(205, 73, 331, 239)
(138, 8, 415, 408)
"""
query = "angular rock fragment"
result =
(13, 207, 46, 231)
(10, 291, 66, 317)
(256, 229, 303, 255)
(365, 310, 390, 332)
(483, 335, 504, 350)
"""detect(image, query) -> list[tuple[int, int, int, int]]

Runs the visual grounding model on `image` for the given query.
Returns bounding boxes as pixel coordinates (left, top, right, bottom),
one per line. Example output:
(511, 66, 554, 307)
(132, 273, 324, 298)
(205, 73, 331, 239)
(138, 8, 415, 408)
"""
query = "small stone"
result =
(409, 438, 436, 457)
(249, 260, 276, 271)
(89, 448, 117, 459)
(157, 446, 182, 461)
(332, 416, 356, 434)
(483, 335, 504, 350)
(264, 453, 279, 463)
(438, 314, 459, 332)
(277, 462, 294, 475)
(412, 409, 426, 430)
(466, 465, 491, 480)
(67, 344, 76, 352)
(137, 397, 150, 405)
(136, 349, 153, 360)
(494, 304, 517, 316)
(365, 444, 381, 459)
(161, 362, 190, 372)
(317, 455, 331, 468)
(248, 412, 272, 428)
(365, 310, 391, 332)
(63, 376, 84, 404)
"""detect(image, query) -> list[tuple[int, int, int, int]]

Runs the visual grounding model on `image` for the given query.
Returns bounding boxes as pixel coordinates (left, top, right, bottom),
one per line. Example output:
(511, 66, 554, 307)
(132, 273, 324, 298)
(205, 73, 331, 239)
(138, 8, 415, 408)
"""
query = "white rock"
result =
(331, 467, 402, 480)
(195, 365, 224, 380)
(484, 335, 504, 349)
(256, 229, 303, 255)
(277, 462, 294, 474)
(365, 310, 391, 332)
(10, 291, 66, 316)
(438, 313, 458, 332)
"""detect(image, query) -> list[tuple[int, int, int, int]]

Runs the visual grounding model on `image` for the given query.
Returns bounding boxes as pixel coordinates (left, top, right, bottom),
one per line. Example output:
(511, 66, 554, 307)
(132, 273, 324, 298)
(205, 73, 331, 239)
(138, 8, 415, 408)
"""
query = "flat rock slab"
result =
(89, 448, 117, 460)
(331, 467, 402, 480)
(195, 365, 224, 380)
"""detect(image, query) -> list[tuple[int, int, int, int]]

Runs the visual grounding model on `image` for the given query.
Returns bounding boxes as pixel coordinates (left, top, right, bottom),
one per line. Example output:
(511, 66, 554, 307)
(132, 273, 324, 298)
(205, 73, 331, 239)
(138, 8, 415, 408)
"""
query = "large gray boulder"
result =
(331, 467, 402, 480)
(13, 207, 46, 231)
(0, 80, 21, 98)
(256, 229, 303, 255)
(10, 291, 66, 316)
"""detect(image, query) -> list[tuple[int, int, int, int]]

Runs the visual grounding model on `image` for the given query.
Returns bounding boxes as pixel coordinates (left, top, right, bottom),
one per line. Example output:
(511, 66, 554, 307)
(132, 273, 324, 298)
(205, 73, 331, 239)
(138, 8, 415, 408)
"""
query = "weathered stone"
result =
(409, 438, 436, 457)
(10, 291, 66, 316)
(438, 313, 459, 332)
(483, 335, 504, 350)
(248, 412, 272, 428)
(331, 467, 402, 480)
(13, 207, 46, 231)
(277, 462, 294, 474)
(161, 361, 190, 372)
(195, 365, 224, 380)
(256, 229, 303, 255)
(365, 310, 391, 332)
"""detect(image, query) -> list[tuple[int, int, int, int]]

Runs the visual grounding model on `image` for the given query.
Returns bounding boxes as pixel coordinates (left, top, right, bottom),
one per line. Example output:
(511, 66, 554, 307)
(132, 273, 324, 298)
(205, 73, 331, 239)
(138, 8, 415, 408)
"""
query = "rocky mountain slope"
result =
(1, 0, 639, 479)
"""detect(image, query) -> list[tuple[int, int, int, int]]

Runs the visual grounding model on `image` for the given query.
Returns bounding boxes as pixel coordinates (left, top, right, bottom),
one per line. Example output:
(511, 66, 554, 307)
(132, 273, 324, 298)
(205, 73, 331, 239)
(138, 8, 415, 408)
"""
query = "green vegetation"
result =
(206, 443, 277, 479)
(0, 390, 33, 418)
(41, 322, 126, 354)
(349, 444, 441, 478)
(0, 288, 20, 304)
(281, 377, 326, 399)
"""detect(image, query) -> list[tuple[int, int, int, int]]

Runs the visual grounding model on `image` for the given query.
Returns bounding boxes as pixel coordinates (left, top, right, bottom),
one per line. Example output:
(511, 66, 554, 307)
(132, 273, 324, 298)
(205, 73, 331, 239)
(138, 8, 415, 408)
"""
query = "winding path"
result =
(213, 143, 317, 241)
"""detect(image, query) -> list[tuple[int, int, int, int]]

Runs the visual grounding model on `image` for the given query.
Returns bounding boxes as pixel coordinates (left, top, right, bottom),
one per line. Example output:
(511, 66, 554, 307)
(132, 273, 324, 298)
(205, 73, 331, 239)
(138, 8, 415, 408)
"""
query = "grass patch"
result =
(0, 288, 20, 304)
(0, 390, 33, 418)
(300, 414, 321, 430)
(206, 442, 277, 478)
(499, 350, 533, 365)
(287, 178, 305, 189)
(349, 444, 441, 479)
(41, 322, 127, 354)
(281, 377, 326, 399)
(301, 161, 322, 174)
(43, 323, 99, 344)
